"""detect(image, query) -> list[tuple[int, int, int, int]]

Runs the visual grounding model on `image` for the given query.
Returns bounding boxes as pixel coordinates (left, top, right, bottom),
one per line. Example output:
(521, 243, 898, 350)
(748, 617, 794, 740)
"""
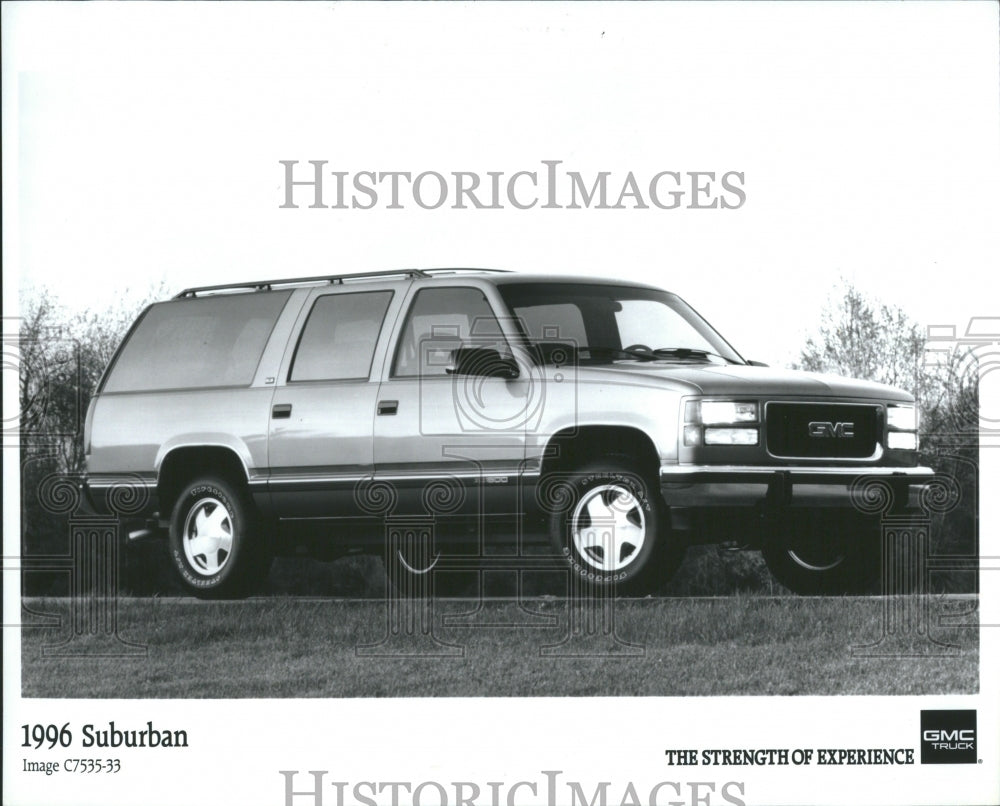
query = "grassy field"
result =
(21, 593, 978, 698)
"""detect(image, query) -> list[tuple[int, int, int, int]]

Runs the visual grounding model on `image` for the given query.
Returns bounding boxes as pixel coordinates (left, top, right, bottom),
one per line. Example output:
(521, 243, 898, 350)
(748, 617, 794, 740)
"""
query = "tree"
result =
(19, 286, 164, 474)
(795, 279, 978, 445)
(18, 285, 167, 593)
(797, 282, 927, 402)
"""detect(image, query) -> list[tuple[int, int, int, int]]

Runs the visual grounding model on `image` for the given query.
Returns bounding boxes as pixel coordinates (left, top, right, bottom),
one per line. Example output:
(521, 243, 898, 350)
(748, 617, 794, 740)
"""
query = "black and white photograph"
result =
(3, 2, 998, 805)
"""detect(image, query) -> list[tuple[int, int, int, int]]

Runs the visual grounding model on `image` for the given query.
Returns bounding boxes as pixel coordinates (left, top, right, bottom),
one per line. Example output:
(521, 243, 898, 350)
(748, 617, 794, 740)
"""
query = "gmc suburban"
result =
(81, 269, 932, 597)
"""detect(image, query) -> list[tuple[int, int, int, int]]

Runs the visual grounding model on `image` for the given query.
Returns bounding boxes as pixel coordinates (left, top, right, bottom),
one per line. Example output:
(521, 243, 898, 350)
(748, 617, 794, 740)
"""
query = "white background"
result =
(5, 2, 1000, 364)
(3, 3, 999, 805)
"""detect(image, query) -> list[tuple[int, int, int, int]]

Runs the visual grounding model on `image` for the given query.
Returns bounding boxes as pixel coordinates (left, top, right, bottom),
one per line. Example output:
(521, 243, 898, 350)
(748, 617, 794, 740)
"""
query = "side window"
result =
(289, 291, 393, 382)
(103, 291, 292, 393)
(392, 287, 506, 378)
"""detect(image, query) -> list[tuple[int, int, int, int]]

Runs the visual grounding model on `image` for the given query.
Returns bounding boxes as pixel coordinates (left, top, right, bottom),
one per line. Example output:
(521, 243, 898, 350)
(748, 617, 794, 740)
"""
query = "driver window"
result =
(392, 287, 507, 378)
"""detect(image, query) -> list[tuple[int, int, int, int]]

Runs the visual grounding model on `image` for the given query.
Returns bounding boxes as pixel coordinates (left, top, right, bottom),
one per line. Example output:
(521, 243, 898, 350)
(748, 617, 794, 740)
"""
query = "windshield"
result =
(497, 283, 744, 365)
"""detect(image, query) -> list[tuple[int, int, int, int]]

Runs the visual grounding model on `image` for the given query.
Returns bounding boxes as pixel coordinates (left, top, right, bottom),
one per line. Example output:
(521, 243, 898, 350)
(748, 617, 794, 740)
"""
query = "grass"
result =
(20, 593, 978, 698)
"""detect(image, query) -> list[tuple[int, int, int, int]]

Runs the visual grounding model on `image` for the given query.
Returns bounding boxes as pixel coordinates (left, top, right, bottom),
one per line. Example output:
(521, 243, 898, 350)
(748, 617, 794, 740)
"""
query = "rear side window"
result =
(103, 291, 291, 393)
(289, 290, 393, 382)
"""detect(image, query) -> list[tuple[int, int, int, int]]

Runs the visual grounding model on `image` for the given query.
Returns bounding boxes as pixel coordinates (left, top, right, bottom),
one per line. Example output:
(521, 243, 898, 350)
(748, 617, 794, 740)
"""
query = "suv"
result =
(82, 269, 932, 597)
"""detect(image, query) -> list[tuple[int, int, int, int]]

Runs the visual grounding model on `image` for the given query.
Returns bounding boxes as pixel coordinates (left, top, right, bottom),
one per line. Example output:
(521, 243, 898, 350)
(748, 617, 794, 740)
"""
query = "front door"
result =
(373, 285, 531, 519)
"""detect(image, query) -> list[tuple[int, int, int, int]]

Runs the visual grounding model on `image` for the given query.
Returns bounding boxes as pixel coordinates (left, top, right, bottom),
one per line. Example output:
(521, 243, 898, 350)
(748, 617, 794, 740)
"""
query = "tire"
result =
(762, 511, 878, 596)
(168, 476, 268, 598)
(548, 460, 683, 596)
(383, 530, 478, 599)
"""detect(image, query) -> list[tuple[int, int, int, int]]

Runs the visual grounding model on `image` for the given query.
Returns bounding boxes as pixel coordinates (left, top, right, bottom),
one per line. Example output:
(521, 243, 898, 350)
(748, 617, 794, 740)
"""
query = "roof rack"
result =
(420, 268, 513, 276)
(173, 268, 513, 298)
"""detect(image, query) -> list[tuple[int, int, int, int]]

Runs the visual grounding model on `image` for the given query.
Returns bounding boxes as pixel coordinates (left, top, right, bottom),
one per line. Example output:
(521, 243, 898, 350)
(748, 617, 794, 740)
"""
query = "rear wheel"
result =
(168, 476, 268, 598)
(548, 460, 684, 595)
(384, 545, 478, 599)
(383, 527, 479, 598)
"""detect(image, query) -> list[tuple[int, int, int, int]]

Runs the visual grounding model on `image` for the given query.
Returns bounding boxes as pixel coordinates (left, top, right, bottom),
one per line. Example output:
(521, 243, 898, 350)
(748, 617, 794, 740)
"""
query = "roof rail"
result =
(173, 267, 515, 298)
(173, 269, 431, 298)
(420, 268, 513, 276)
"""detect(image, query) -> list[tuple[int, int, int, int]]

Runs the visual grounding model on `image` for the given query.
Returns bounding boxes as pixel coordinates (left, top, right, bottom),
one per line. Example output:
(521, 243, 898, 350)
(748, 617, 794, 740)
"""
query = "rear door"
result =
(267, 284, 406, 518)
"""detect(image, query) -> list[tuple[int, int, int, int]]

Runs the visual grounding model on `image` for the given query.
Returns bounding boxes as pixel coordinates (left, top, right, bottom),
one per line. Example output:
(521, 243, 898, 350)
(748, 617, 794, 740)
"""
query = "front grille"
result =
(766, 402, 879, 459)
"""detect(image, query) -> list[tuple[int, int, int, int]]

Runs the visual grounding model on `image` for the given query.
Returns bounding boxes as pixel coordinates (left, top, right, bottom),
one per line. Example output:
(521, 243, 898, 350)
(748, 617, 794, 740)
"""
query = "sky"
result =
(4, 2, 998, 370)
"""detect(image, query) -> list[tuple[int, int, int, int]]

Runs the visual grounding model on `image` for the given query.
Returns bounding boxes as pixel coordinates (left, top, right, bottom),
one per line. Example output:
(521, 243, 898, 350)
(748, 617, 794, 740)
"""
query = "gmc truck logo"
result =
(921, 709, 977, 764)
(923, 730, 975, 742)
(807, 421, 855, 438)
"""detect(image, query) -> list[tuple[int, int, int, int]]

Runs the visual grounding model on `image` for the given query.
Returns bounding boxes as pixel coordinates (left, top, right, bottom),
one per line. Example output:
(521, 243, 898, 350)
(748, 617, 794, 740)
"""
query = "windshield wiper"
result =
(652, 348, 741, 365)
(579, 346, 659, 362)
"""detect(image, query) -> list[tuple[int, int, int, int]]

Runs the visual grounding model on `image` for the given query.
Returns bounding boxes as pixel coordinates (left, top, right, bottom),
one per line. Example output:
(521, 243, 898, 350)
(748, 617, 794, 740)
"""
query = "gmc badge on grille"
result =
(808, 421, 855, 438)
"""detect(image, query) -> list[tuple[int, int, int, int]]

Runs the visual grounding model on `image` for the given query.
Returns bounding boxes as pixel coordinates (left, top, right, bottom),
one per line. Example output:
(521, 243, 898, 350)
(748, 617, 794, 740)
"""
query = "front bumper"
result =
(659, 463, 934, 509)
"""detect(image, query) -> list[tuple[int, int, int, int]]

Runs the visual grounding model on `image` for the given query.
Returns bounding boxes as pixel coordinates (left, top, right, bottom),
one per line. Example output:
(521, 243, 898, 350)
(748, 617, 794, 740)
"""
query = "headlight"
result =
(887, 404, 917, 431)
(683, 399, 760, 447)
(887, 432, 918, 450)
(704, 427, 759, 446)
(886, 404, 918, 450)
(692, 401, 758, 425)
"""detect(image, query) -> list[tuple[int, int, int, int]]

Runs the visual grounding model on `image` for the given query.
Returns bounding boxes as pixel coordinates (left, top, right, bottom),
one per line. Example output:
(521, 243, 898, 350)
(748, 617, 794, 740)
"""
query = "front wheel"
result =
(168, 477, 268, 598)
(762, 512, 878, 595)
(548, 460, 684, 595)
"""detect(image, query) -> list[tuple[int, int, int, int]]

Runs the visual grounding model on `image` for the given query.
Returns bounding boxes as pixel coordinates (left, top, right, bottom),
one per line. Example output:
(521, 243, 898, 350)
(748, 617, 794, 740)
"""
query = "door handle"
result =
(377, 400, 398, 416)
(272, 403, 292, 419)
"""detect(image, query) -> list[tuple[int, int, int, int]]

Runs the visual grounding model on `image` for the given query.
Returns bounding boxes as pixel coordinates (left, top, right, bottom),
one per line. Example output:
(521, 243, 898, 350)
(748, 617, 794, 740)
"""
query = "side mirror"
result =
(447, 347, 520, 379)
(747, 360, 769, 367)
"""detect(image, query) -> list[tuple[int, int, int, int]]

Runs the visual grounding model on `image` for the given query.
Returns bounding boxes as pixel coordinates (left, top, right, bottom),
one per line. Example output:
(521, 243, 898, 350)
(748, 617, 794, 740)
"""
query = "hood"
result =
(573, 362, 914, 402)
